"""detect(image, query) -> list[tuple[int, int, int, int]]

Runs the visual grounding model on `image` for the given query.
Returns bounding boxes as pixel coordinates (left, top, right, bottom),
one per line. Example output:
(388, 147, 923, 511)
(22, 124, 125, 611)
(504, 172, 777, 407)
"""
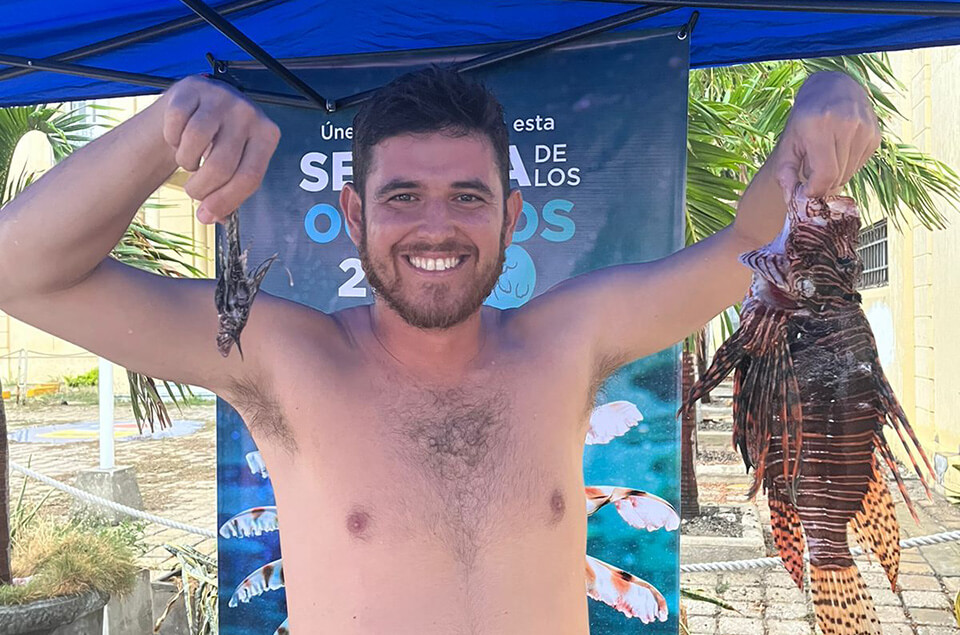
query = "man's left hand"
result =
(773, 71, 882, 199)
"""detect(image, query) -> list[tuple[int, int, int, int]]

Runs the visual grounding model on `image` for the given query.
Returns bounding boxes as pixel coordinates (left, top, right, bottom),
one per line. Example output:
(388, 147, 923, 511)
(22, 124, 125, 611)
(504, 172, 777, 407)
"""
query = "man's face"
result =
(344, 132, 519, 330)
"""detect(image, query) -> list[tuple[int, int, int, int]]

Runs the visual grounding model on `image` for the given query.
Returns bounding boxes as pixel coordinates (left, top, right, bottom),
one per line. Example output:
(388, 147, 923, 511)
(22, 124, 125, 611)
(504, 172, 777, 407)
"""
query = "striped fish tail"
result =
(810, 564, 882, 635)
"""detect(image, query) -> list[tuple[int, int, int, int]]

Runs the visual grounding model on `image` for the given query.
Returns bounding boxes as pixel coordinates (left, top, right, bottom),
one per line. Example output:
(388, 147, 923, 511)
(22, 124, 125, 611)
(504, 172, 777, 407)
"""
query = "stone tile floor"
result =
(682, 390, 960, 635)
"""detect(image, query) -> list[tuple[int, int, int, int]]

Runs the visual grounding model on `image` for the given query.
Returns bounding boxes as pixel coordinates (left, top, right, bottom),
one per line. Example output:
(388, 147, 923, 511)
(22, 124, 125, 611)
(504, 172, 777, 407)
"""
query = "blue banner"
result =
(218, 28, 687, 634)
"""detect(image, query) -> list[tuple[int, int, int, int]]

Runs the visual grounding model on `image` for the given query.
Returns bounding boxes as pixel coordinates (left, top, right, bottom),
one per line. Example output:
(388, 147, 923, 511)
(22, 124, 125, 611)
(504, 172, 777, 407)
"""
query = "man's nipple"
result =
(346, 507, 373, 540)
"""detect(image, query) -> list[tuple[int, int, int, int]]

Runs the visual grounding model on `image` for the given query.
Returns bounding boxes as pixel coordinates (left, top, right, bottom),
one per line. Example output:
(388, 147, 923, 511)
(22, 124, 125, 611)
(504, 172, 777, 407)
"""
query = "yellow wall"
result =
(880, 48, 960, 493)
(0, 95, 215, 396)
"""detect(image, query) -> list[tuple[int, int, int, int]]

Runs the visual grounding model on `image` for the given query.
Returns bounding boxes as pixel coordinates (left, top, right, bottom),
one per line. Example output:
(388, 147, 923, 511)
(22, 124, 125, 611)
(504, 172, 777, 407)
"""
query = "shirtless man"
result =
(0, 68, 879, 633)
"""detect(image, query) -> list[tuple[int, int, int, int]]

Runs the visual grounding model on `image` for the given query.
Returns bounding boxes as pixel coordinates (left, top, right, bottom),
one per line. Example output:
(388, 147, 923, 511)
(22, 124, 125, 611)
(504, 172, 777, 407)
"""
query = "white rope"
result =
(680, 530, 960, 573)
(9, 461, 216, 539)
(11, 461, 960, 572)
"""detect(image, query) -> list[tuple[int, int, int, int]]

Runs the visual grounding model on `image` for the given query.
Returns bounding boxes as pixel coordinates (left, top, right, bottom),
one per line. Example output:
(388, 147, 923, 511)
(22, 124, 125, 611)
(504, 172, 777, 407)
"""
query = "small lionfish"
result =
(215, 212, 277, 358)
(681, 188, 934, 635)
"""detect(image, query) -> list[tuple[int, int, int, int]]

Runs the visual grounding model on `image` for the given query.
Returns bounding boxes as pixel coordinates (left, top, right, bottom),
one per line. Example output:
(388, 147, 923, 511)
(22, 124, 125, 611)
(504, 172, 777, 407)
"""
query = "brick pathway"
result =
(682, 387, 960, 635)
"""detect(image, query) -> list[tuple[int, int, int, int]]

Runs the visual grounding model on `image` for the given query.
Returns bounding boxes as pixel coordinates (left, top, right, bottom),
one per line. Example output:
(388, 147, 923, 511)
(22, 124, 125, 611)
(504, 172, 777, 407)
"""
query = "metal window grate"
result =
(857, 219, 888, 289)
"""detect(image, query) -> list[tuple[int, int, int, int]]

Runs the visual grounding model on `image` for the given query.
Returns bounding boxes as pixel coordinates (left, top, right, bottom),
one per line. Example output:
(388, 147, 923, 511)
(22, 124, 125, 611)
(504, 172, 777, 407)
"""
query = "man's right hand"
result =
(160, 75, 281, 224)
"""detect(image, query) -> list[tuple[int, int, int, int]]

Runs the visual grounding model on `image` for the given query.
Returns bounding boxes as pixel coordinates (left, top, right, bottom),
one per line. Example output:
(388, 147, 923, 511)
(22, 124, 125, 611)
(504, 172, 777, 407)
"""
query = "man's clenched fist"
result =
(161, 75, 281, 224)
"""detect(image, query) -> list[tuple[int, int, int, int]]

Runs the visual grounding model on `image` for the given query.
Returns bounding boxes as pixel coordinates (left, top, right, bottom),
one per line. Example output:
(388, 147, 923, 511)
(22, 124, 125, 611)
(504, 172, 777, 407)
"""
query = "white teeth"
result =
(408, 256, 462, 272)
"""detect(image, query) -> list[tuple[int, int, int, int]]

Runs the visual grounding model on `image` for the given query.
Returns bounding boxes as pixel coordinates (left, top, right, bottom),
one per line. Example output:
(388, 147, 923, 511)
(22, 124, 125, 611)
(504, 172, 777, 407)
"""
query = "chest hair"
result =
(380, 379, 515, 563)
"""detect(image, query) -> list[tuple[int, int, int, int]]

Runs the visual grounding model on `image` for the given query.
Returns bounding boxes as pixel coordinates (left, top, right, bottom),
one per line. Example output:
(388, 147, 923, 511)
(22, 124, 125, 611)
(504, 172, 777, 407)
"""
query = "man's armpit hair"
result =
(586, 350, 632, 420)
(227, 374, 296, 453)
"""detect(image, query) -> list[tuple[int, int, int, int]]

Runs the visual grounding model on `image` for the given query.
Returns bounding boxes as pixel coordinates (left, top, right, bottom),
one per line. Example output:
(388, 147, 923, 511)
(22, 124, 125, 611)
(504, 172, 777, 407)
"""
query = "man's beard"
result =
(358, 219, 507, 330)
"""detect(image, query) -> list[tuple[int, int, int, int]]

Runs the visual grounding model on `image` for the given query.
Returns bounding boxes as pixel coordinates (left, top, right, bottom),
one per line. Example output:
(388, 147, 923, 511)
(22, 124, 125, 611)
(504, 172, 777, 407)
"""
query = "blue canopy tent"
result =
(3, 0, 960, 109)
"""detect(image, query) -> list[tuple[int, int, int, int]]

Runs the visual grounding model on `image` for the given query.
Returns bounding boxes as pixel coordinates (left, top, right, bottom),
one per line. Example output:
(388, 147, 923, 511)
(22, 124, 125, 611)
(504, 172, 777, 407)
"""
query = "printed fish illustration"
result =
(681, 188, 934, 635)
(585, 555, 669, 624)
(228, 558, 285, 607)
(585, 486, 681, 532)
(245, 450, 269, 479)
(219, 506, 279, 539)
(215, 212, 277, 358)
(274, 618, 289, 635)
(586, 400, 643, 445)
(583, 400, 677, 623)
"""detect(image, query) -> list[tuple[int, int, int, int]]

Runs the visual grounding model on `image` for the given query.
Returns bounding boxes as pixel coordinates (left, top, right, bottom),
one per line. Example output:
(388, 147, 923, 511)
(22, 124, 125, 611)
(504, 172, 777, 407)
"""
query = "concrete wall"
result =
(0, 95, 215, 394)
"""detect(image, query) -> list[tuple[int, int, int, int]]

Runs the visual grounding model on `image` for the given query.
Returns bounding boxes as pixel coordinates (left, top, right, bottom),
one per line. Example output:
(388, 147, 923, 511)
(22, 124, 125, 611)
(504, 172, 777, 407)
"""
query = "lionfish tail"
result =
(768, 490, 806, 590)
(809, 564, 882, 635)
(849, 463, 900, 591)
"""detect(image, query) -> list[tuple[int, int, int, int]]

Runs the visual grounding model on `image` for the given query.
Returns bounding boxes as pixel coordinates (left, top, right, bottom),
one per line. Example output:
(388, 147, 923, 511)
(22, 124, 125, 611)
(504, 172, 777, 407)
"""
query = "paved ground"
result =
(6, 398, 218, 577)
(681, 384, 960, 635)
(4, 388, 959, 633)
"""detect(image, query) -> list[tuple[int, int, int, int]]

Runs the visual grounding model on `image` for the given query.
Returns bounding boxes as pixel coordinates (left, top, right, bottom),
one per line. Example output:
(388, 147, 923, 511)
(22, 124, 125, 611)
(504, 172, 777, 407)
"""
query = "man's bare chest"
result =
(256, 359, 588, 560)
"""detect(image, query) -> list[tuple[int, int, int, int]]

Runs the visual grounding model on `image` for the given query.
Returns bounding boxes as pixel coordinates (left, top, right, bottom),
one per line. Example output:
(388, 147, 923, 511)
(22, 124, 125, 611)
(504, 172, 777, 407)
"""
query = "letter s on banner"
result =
(299, 152, 330, 192)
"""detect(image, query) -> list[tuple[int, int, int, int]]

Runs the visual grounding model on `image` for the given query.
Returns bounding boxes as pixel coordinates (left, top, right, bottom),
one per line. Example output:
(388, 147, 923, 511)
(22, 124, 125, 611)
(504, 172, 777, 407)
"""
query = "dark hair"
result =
(351, 66, 510, 199)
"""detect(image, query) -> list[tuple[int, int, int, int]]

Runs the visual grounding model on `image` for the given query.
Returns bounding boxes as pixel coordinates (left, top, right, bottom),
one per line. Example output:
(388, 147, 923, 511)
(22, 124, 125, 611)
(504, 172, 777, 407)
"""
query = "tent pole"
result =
(0, 0, 278, 84)
(331, 4, 677, 112)
(0, 53, 321, 110)
(575, 0, 960, 17)
(179, 0, 331, 110)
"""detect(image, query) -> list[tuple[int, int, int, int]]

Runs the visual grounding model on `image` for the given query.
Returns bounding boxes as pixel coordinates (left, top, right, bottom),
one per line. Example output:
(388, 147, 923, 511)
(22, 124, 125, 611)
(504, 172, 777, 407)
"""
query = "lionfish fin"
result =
(849, 463, 900, 591)
(809, 564, 882, 635)
(679, 319, 751, 417)
(739, 247, 790, 293)
(768, 490, 806, 589)
(875, 433, 921, 525)
(875, 367, 936, 495)
(253, 253, 279, 288)
(777, 335, 804, 500)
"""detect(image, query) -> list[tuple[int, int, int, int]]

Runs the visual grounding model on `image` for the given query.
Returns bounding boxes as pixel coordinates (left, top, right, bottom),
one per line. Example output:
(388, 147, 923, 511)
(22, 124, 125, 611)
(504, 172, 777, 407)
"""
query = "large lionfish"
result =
(220, 401, 678, 632)
(681, 188, 934, 635)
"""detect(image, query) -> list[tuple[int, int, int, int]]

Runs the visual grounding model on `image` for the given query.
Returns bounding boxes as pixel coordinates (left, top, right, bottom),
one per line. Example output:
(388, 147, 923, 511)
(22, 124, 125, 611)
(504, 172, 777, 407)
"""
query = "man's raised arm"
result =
(523, 71, 882, 366)
(0, 76, 285, 394)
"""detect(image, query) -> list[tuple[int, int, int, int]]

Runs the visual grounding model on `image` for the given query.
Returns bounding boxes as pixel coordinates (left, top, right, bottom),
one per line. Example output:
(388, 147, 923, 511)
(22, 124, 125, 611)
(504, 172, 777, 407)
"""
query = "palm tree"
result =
(681, 53, 960, 516)
(0, 102, 206, 584)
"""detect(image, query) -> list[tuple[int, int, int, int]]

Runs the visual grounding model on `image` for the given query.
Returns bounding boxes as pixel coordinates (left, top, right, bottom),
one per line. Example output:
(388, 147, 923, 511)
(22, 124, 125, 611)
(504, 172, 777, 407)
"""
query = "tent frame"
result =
(3, 0, 960, 112)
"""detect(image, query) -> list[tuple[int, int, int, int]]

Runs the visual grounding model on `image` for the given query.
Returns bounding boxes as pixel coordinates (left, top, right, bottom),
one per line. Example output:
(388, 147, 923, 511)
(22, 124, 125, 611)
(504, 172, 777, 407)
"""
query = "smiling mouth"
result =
(403, 255, 467, 272)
